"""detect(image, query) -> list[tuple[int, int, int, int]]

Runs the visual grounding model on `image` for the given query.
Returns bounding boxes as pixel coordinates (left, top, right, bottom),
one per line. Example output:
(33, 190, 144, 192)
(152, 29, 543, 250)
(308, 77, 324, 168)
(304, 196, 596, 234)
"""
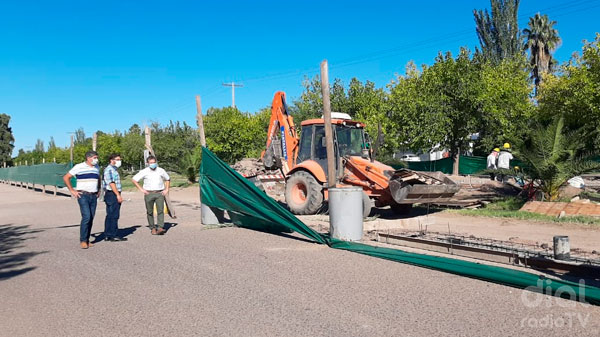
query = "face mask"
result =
(149, 163, 158, 169)
(91, 158, 99, 166)
(115, 160, 122, 168)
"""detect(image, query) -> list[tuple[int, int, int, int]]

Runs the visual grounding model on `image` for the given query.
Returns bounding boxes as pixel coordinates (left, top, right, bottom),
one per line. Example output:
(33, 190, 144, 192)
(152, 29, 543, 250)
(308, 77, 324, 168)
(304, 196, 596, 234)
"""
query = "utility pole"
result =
(222, 82, 243, 108)
(70, 134, 74, 163)
(320, 60, 336, 189)
(195, 95, 206, 147)
(92, 132, 97, 151)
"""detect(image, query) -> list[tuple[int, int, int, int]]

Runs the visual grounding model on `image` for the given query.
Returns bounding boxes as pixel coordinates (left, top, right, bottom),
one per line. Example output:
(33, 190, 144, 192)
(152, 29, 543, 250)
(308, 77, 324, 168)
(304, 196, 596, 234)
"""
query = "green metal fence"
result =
(0, 163, 74, 188)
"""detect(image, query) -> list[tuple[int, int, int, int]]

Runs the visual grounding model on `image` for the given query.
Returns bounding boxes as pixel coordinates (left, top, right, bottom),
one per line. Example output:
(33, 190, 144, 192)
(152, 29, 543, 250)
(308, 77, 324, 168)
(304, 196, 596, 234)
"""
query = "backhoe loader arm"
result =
(262, 91, 299, 172)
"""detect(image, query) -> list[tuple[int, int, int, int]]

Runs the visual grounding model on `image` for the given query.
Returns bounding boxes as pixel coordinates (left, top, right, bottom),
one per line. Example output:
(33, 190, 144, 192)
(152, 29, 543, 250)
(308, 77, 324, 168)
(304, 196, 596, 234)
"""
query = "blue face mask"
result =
(149, 163, 158, 169)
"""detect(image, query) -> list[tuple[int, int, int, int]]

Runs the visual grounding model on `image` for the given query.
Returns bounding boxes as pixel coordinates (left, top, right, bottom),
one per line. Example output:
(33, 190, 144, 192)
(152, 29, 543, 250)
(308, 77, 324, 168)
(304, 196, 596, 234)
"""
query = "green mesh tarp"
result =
(0, 163, 73, 188)
(393, 155, 527, 175)
(199, 147, 600, 305)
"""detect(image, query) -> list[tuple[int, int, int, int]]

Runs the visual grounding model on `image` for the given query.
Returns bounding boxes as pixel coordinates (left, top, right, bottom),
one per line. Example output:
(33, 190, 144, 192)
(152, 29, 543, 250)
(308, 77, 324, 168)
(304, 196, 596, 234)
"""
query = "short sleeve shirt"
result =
(68, 162, 100, 193)
(103, 165, 121, 192)
(132, 167, 170, 191)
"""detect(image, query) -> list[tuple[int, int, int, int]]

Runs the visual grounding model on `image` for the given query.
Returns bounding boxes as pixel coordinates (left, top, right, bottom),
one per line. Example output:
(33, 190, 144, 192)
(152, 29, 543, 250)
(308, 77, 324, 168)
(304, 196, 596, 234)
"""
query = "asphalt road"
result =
(1, 183, 599, 336)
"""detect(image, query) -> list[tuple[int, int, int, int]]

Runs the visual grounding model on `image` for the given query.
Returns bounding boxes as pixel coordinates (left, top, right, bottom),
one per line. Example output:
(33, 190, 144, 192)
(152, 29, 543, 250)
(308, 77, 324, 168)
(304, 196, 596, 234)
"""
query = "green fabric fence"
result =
(200, 147, 600, 306)
(0, 163, 74, 188)
(393, 155, 526, 175)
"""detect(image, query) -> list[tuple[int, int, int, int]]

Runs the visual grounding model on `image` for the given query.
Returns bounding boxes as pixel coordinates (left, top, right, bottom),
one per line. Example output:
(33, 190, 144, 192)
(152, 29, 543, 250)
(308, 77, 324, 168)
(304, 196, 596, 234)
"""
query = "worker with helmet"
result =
(486, 148, 500, 181)
(497, 143, 514, 183)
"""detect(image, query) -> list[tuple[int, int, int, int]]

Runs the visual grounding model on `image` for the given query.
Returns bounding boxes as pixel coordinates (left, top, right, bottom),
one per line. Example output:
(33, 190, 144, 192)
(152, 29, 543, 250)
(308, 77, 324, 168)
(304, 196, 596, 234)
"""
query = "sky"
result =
(1, 0, 599, 155)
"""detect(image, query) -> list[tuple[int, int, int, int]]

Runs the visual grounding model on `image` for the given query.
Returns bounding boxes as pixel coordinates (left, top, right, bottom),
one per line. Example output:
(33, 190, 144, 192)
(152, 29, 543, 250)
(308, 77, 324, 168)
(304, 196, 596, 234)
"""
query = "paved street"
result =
(1, 183, 599, 336)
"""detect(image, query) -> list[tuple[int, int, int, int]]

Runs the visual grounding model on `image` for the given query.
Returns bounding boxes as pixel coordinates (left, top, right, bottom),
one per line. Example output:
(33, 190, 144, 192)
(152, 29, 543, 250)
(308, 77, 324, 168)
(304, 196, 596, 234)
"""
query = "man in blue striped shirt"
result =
(63, 150, 101, 249)
(103, 153, 126, 242)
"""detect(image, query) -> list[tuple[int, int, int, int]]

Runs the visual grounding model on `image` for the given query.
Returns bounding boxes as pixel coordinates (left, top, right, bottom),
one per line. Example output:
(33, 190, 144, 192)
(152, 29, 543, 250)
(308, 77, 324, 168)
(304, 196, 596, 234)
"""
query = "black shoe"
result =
(106, 237, 128, 242)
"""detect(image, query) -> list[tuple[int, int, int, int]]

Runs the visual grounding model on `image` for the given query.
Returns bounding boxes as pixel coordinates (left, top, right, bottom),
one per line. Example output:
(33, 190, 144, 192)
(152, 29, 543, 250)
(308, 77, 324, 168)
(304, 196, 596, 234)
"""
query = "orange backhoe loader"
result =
(261, 91, 459, 217)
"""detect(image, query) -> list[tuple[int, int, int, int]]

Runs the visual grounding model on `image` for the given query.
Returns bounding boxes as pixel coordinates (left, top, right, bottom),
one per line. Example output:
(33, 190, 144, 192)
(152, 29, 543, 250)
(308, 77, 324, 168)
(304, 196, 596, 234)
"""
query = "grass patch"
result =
(452, 197, 600, 226)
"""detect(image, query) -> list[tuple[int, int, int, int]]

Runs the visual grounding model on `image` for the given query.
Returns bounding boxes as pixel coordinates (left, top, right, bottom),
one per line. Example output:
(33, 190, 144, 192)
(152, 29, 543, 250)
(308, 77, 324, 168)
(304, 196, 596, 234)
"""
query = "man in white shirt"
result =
(132, 156, 170, 235)
(486, 148, 499, 181)
(497, 143, 514, 183)
(63, 150, 101, 249)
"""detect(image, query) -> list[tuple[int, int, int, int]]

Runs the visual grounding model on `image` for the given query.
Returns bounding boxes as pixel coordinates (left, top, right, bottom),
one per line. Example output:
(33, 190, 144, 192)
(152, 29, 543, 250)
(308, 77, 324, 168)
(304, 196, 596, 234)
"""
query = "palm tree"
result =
(519, 115, 600, 201)
(523, 13, 561, 90)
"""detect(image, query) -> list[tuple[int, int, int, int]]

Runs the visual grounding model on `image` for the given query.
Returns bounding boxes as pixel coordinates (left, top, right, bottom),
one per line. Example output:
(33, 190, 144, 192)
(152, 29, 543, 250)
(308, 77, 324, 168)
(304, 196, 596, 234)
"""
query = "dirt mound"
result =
(231, 158, 265, 177)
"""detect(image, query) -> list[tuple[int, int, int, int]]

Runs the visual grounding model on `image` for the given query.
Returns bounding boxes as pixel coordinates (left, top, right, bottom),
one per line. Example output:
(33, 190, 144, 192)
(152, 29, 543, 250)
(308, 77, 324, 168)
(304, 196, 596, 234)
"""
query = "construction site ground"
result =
(171, 184, 600, 257)
(1, 183, 600, 336)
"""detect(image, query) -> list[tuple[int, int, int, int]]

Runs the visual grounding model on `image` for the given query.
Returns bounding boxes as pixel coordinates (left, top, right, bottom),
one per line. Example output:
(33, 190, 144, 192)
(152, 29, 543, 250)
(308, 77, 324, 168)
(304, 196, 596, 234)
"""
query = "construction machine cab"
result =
(296, 118, 369, 177)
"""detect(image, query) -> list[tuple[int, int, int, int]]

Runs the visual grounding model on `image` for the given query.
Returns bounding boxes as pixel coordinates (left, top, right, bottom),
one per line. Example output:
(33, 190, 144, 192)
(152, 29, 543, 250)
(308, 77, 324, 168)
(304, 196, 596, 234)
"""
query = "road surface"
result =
(0, 183, 599, 336)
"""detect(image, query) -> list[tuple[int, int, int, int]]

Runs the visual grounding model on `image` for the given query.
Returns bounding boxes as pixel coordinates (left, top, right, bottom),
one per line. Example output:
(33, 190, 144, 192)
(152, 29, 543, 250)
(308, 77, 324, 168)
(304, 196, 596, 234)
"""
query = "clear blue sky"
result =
(2, 0, 599, 155)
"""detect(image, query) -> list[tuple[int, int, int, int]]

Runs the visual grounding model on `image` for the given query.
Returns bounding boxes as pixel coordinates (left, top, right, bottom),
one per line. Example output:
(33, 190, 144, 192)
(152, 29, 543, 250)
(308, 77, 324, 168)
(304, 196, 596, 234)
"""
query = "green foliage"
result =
(518, 115, 600, 201)
(523, 13, 561, 88)
(178, 146, 202, 183)
(0, 114, 15, 164)
(477, 56, 534, 154)
(390, 48, 484, 163)
(151, 121, 201, 172)
(473, 0, 523, 63)
(537, 34, 600, 153)
(204, 107, 267, 164)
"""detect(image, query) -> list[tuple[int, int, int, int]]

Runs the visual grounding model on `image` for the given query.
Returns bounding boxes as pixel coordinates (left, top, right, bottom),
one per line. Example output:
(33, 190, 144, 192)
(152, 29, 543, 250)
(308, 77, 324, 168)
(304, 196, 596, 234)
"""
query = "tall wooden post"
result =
(196, 95, 206, 147)
(92, 132, 97, 151)
(320, 60, 336, 188)
(70, 135, 74, 163)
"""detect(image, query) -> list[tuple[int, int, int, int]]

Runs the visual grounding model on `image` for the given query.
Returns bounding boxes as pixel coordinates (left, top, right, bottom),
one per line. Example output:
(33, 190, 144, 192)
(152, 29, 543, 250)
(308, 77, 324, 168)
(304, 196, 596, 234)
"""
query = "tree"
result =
(390, 48, 485, 174)
(0, 114, 15, 164)
(474, 0, 522, 63)
(523, 13, 561, 89)
(477, 56, 534, 154)
(292, 76, 352, 123)
(48, 137, 56, 150)
(519, 115, 600, 201)
(204, 107, 265, 164)
(35, 139, 44, 153)
(121, 124, 144, 169)
(537, 34, 600, 153)
(346, 78, 393, 157)
(74, 127, 87, 145)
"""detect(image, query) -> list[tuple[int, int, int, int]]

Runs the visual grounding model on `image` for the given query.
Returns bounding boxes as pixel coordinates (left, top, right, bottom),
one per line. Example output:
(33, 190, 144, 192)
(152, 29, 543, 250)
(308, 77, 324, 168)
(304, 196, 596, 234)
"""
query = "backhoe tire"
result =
(362, 192, 373, 218)
(285, 171, 323, 215)
(391, 202, 412, 216)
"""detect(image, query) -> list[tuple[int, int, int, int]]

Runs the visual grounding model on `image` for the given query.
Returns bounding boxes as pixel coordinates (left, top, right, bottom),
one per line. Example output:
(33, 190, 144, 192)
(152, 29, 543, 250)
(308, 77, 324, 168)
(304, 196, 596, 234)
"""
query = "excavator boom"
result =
(262, 91, 298, 173)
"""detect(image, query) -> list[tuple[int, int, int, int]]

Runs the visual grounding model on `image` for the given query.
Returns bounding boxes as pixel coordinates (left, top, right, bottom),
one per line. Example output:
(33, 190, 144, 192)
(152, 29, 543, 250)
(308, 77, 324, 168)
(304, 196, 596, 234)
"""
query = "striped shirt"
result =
(69, 162, 100, 193)
(103, 165, 121, 192)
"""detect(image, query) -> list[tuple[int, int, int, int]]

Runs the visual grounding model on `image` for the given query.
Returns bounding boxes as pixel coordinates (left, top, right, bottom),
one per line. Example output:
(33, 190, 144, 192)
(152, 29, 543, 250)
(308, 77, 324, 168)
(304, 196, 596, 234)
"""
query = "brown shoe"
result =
(151, 228, 157, 235)
(156, 228, 166, 235)
(87, 242, 94, 247)
(80, 242, 89, 249)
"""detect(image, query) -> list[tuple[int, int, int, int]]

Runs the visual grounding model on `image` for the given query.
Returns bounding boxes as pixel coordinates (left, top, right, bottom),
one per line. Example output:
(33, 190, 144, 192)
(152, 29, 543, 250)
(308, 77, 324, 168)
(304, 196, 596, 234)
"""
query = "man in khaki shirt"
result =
(132, 156, 170, 235)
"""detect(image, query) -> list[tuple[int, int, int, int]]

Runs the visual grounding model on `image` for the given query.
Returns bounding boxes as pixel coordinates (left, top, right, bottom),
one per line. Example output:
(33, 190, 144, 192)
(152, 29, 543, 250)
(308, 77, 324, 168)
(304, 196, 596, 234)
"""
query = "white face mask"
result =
(91, 158, 99, 166)
(114, 160, 122, 168)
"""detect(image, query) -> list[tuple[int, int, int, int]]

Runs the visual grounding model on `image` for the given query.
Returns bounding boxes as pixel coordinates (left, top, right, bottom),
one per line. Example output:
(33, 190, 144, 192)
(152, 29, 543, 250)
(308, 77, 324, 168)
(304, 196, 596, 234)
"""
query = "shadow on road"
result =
(91, 225, 141, 243)
(0, 224, 46, 281)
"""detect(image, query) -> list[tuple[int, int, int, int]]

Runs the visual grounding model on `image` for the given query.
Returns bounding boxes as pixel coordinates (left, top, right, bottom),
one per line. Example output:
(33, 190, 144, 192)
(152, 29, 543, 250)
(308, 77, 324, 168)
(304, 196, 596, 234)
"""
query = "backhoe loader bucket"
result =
(388, 170, 460, 204)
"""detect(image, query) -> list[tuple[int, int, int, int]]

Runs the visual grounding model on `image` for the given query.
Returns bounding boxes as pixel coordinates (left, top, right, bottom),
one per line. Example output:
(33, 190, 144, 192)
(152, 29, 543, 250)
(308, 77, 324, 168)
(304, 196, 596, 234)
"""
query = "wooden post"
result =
(320, 60, 336, 188)
(92, 132, 97, 151)
(70, 135, 74, 163)
(196, 95, 206, 147)
(53, 157, 56, 163)
(42, 157, 45, 164)
(25, 160, 28, 166)
(54, 185, 57, 196)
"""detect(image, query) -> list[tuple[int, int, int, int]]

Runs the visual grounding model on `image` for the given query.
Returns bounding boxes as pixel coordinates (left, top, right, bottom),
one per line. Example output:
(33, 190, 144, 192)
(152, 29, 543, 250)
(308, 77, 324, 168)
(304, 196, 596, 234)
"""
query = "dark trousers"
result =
(104, 190, 121, 238)
(144, 193, 165, 229)
(77, 193, 97, 243)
